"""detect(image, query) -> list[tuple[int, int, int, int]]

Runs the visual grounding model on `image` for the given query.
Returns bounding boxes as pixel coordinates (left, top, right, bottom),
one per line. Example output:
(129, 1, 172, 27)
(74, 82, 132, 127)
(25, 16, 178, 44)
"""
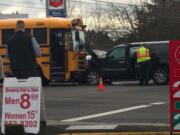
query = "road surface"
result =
(0, 82, 170, 134)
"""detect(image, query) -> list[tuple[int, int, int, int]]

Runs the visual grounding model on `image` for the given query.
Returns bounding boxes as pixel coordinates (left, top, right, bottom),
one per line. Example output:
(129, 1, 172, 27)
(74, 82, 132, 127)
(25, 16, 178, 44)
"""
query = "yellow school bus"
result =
(0, 17, 87, 84)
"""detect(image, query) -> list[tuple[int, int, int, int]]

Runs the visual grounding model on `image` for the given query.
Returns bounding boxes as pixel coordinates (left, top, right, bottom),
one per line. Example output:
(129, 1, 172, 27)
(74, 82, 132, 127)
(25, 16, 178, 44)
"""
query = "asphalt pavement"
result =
(44, 83, 169, 124)
(0, 81, 170, 134)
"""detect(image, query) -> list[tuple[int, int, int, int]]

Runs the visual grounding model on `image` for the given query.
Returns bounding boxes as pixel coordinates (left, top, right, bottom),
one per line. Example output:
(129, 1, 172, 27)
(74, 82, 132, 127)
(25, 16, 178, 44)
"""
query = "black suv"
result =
(86, 41, 169, 85)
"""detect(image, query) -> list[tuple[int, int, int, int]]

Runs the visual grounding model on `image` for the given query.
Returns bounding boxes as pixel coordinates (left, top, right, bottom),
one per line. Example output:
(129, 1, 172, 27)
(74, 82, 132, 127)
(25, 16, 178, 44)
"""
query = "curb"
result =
(57, 132, 177, 135)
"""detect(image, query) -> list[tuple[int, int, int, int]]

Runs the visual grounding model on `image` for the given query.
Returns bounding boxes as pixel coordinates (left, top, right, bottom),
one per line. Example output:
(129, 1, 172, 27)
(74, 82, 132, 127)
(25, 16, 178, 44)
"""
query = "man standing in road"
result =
(7, 20, 39, 78)
(135, 45, 151, 85)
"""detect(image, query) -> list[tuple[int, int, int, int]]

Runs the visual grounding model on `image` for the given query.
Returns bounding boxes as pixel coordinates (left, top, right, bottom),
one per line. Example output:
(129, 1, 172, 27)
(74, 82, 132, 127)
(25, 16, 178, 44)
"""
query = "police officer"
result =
(7, 20, 39, 78)
(135, 45, 151, 85)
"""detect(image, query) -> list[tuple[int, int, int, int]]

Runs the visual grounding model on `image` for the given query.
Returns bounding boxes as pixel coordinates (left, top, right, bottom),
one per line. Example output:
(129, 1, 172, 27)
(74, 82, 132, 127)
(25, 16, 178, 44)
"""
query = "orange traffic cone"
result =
(98, 77, 104, 91)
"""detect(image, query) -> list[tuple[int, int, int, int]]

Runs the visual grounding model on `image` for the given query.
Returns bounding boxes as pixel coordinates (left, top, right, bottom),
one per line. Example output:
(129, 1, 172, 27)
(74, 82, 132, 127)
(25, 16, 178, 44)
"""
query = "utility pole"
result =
(46, 0, 48, 17)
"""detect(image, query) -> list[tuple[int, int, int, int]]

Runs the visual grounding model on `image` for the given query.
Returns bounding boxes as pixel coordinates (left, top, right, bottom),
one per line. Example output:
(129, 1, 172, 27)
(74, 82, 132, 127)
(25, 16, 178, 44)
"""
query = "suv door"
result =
(101, 46, 131, 80)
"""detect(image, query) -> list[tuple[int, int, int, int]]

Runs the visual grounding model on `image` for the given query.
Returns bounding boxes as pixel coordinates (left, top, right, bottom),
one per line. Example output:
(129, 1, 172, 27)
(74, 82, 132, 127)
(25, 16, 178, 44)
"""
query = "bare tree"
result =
(105, 4, 139, 41)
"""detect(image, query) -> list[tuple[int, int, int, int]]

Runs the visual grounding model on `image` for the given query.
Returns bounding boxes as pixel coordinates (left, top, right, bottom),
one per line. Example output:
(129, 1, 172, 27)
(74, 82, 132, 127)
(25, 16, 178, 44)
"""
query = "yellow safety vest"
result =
(136, 47, 151, 63)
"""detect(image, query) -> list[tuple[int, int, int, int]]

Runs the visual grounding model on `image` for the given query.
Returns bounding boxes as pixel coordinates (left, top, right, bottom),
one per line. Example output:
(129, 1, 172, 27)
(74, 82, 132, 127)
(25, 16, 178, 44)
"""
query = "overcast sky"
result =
(0, 0, 142, 18)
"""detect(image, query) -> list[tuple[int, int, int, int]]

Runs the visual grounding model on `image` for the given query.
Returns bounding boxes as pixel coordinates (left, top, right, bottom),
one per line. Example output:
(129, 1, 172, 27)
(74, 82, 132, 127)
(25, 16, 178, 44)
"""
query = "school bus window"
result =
(79, 31, 85, 50)
(72, 30, 85, 51)
(33, 28, 47, 44)
(65, 31, 73, 51)
(25, 29, 31, 36)
(2, 29, 15, 45)
(72, 30, 79, 51)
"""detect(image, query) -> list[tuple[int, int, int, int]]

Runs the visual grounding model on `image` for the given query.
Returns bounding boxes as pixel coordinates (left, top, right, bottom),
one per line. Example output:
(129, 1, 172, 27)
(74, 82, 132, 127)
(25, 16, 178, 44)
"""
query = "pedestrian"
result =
(31, 35, 42, 57)
(7, 20, 40, 78)
(135, 45, 151, 85)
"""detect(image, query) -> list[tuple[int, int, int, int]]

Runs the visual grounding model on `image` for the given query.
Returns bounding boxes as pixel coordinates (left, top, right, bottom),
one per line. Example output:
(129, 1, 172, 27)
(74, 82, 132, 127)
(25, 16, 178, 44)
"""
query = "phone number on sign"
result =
(5, 120, 38, 127)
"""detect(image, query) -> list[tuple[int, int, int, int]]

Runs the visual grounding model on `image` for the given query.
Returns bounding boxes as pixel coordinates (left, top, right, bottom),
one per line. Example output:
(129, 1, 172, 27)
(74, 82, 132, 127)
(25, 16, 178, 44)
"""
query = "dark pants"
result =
(11, 68, 40, 79)
(11, 64, 42, 79)
(137, 61, 151, 84)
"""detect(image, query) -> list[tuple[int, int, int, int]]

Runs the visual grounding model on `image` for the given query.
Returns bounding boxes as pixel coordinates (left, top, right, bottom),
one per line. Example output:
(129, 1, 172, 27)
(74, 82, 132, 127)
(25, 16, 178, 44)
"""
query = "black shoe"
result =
(145, 81, 149, 85)
(138, 81, 143, 86)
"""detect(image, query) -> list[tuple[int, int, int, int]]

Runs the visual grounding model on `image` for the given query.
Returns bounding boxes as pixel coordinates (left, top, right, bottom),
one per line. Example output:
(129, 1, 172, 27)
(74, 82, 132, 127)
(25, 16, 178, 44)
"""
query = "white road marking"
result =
(149, 102, 166, 105)
(61, 102, 167, 122)
(66, 125, 118, 130)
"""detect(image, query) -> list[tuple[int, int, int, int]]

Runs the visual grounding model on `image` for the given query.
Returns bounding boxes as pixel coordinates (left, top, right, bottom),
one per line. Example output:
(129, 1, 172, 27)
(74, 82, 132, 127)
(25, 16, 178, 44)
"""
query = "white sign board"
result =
(0, 56, 4, 80)
(1, 77, 41, 134)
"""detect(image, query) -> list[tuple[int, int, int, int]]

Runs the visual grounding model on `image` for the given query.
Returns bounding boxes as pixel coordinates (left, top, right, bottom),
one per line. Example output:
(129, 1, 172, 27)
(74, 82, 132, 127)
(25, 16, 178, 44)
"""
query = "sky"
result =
(0, 0, 142, 18)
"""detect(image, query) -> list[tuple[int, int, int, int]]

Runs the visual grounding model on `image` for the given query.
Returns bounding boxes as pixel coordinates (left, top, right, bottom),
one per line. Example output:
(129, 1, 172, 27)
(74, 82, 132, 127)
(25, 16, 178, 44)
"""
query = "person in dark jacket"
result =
(7, 20, 39, 78)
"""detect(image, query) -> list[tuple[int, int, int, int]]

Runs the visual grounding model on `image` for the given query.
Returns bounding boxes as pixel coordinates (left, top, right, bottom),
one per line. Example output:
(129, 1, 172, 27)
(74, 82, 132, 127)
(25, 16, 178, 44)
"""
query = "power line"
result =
(69, 0, 124, 9)
(0, 0, 141, 10)
(69, 0, 144, 7)
(88, 0, 142, 6)
(1, 0, 44, 5)
(0, 3, 45, 10)
(0, 0, 173, 14)
(68, 0, 143, 13)
(69, 0, 178, 11)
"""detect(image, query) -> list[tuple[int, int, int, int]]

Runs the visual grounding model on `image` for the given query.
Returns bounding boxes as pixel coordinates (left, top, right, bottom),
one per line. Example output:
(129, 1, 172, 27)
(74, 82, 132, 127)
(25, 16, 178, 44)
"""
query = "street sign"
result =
(173, 113, 180, 130)
(170, 40, 180, 133)
(175, 101, 180, 110)
(173, 91, 180, 98)
(49, 0, 64, 7)
(1, 77, 41, 134)
(48, 9, 65, 17)
(47, 0, 66, 17)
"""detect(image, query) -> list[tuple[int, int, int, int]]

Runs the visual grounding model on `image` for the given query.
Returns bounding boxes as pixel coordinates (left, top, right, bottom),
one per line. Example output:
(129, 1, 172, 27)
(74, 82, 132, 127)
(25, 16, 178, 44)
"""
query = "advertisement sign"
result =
(48, 9, 65, 17)
(47, 0, 66, 17)
(170, 40, 180, 133)
(1, 77, 41, 134)
(48, 0, 64, 10)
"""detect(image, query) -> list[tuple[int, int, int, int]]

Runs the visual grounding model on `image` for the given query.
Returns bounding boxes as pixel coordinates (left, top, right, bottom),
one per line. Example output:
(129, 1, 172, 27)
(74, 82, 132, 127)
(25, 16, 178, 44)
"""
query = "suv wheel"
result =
(86, 69, 100, 85)
(152, 67, 168, 85)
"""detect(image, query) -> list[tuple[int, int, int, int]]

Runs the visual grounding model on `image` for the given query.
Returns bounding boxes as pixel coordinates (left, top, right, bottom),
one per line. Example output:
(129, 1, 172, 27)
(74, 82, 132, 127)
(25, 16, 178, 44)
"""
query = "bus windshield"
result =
(72, 29, 85, 51)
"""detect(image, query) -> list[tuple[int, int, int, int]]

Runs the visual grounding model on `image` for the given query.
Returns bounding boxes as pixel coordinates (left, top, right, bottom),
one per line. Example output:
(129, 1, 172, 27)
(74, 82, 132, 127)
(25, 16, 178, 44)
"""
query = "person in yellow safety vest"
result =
(135, 45, 151, 85)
